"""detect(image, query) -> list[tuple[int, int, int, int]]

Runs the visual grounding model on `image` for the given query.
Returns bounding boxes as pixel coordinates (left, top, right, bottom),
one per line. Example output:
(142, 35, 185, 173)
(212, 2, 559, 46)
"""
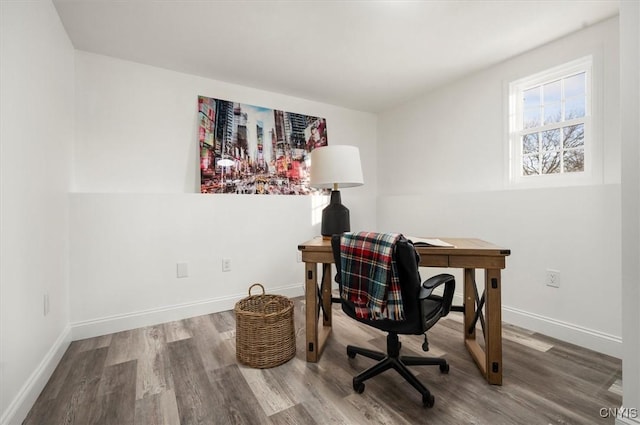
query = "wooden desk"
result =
(297, 236, 511, 385)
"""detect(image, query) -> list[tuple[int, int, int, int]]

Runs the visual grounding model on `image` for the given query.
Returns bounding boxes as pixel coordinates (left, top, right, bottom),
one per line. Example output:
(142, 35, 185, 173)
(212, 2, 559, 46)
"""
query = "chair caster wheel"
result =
(423, 393, 435, 408)
(353, 379, 365, 394)
(439, 363, 450, 374)
(347, 348, 357, 359)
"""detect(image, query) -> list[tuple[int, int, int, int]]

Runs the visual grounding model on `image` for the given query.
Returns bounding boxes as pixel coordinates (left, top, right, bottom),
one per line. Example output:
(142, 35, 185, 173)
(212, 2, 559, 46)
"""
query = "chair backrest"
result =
(331, 234, 425, 335)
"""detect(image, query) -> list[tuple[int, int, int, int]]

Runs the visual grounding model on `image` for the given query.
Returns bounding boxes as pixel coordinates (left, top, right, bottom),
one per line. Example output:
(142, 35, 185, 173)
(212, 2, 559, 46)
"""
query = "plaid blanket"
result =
(339, 232, 405, 321)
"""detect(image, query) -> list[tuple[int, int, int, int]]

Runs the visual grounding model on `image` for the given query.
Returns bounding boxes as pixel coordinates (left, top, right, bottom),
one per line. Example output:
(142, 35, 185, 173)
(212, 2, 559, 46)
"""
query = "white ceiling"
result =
(53, 0, 619, 113)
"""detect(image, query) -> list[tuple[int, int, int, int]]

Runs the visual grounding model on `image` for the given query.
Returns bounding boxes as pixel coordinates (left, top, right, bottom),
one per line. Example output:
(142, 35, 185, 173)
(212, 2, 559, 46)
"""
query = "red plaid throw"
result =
(339, 232, 405, 321)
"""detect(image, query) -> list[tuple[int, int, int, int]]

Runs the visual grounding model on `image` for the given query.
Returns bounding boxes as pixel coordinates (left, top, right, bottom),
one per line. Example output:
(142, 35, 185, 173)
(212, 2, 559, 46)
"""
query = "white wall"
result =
(0, 2, 75, 424)
(619, 1, 640, 423)
(69, 52, 378, 336)
(377, 18, 622, 357)
(1, 5, 630, 425)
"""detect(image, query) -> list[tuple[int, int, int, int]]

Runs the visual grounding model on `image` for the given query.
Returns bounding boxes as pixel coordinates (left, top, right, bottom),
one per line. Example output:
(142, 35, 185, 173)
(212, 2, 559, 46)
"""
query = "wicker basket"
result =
(234, 283, 296, 368)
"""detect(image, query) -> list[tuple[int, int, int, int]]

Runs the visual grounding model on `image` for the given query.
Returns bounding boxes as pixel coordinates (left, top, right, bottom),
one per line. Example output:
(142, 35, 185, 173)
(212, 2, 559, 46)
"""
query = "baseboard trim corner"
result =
(1, 325, 71, 425)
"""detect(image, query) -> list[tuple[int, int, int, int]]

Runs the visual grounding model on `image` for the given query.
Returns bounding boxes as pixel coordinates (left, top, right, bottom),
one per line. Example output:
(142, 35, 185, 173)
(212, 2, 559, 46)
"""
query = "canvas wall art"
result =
(198, 96, 328, 194)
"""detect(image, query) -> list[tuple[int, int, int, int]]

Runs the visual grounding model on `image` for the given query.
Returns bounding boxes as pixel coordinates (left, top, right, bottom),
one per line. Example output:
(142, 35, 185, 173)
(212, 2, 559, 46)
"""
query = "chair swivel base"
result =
(346, 334, 449, 408)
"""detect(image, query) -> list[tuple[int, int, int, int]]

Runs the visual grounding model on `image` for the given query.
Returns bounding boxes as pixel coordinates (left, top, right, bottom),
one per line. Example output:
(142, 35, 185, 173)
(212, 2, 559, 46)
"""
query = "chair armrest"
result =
(419, 273, 456, 316)
(422, 274, 454, 290)
(420, 274, 455, 296)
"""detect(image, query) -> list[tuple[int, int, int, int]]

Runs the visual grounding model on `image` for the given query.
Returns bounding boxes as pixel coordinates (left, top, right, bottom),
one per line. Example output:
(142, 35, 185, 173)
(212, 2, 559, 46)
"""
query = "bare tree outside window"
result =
(521, 123, 584, 175)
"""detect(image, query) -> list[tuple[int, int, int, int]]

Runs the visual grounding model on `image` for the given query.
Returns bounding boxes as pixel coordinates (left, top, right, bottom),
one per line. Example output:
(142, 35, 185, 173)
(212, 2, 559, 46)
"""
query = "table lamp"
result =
(309, 145, 364, 238)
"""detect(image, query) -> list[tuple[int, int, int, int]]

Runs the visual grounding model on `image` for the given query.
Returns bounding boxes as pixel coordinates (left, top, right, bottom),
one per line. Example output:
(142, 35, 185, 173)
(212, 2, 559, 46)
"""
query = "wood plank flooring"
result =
(23, 297, 622, 425)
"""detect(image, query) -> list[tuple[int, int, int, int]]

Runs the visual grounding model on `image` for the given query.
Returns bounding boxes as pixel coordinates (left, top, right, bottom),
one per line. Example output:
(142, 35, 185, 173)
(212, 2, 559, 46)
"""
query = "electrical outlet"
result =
(177, 262, 188, 278)
(546, 269, 560, 288)
(296, 251, 302, 263)
(222, 257, 232, 272)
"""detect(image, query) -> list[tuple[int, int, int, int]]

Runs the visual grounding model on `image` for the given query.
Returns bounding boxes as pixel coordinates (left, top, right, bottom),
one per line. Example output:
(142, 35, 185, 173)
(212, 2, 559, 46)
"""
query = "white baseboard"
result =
(71, 283, 304, 340)
(451, 293, 622, 358)
(2, 284, 303, 425)
(502, 305, 622, 358)
(1, 325, 72, 425)
(4, 286, 620, 425)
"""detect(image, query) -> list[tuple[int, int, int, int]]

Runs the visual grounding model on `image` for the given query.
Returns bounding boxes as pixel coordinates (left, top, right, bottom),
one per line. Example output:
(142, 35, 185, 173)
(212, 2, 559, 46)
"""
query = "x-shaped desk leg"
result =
(469, 279, 486, 337)
(464, 267, 503, 385)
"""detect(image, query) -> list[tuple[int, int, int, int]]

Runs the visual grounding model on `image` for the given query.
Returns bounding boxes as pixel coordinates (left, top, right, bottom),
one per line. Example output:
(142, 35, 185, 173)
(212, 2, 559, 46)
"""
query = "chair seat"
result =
(340, 300, 424, 335)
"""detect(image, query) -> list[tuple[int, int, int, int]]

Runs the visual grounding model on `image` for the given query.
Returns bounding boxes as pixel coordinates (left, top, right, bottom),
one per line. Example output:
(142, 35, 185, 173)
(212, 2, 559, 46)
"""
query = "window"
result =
(508, 56, 597, 187)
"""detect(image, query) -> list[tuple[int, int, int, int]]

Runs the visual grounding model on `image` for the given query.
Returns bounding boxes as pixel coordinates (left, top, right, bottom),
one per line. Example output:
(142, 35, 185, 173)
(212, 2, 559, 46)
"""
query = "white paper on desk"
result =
(407, 236, 455, 248)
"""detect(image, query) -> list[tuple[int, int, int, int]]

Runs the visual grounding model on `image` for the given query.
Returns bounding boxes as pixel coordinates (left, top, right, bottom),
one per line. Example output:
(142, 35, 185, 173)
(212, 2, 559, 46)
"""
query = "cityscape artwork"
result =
(198, 96, 328, 194)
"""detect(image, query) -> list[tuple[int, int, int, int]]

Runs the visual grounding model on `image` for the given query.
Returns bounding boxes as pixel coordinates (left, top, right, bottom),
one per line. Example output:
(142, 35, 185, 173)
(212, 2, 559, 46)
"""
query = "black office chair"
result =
(331, 233, 455, 407)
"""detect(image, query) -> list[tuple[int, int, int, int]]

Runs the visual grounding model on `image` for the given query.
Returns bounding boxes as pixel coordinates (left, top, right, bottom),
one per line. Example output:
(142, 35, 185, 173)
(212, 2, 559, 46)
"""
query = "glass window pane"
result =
(563, 124, 585, 148)
(564, 73, 586, 97)
(541, 129, 561, 151)
(564, 149, 585, 172)
(541, 151, 560, 174)
(565, 96, 585, 119)
(523, 107, 541, 129)
(523, 154, 539, 175)
(522, 133, 538, 154)
(543, 80, 561, 103)
(511, 59, 590, 180)
(544, 102, 561, 124)
(523, 87, 540, 109)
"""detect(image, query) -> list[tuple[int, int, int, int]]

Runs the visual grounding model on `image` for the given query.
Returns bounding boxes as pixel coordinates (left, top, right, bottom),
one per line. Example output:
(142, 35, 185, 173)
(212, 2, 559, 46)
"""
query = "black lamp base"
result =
(321, 190, 351, 237)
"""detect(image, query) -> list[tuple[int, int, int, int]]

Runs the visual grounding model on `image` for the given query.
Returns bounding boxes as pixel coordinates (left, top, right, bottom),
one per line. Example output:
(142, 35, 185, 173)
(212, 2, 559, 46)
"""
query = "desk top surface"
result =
(298, 236, 511, 257)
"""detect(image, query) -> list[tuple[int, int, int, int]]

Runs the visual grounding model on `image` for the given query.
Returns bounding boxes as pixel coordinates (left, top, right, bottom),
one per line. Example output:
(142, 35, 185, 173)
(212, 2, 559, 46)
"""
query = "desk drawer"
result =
(300, 251, 334, 263)
(449, 256, 505, 269)
(418, 255, 449, 267)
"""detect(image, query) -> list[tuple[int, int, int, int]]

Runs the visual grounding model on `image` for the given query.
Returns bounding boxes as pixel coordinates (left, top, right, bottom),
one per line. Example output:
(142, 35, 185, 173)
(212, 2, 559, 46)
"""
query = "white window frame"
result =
(506, 56, 602, 188)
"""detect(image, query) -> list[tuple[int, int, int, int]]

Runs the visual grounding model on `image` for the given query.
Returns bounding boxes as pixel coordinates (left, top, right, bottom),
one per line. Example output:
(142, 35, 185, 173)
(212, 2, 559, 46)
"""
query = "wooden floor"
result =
(24, 297, 622, 425)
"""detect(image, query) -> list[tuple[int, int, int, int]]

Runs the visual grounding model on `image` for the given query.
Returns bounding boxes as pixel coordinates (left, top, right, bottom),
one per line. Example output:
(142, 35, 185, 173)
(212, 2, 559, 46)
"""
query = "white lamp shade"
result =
(309, 145, 364, 189)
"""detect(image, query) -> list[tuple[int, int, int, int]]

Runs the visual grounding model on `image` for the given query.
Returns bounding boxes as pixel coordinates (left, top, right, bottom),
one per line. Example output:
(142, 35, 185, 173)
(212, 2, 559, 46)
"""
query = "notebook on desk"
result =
(407, 236, 455, 248)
